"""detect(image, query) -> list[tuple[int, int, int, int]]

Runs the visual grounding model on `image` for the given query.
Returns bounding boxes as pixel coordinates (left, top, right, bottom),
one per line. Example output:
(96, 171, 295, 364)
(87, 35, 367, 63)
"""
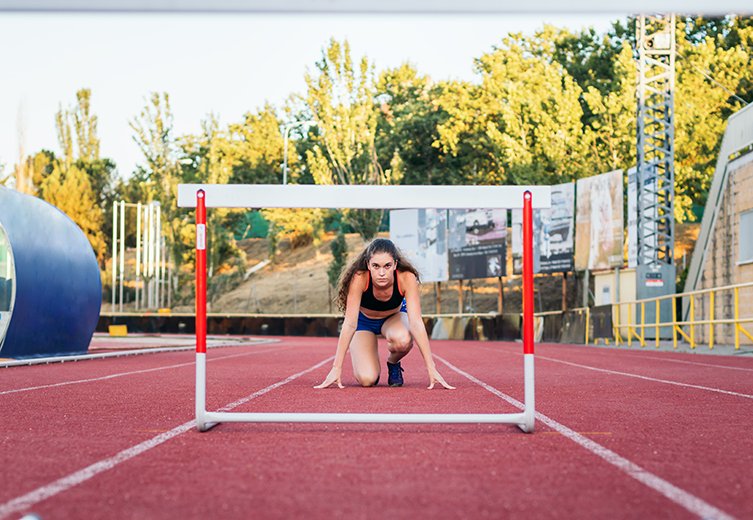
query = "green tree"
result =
(375, 64, 445, 185)
(327, 230, 348, 312)
(37, 91, 108, 261)
(581, 42, 636, 173)
(180, 116, 244, 277)
(71, 89, 100, 163)
(178, 116, 249, 305)
(40, 162, 106, 262)
(304, 38, 401, 239)
(436, 31, 589, 186)
(328, 230, 347, 285)
(673, 17, 753, 221)
(130, 92, 184, 281)
(229, 104, 286, 185)
(226, 105, 288, 244)
(263, 207, 325, 250)
(10, 150, 55, 195)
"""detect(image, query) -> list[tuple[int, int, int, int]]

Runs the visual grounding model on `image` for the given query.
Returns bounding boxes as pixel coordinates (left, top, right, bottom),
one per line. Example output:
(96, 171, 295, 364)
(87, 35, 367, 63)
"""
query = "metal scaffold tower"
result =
(636, 14, 677, 336)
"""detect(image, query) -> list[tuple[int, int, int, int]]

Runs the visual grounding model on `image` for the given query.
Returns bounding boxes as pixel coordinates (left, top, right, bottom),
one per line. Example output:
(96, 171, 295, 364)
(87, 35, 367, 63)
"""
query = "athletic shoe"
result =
(387, 361, 404, 387)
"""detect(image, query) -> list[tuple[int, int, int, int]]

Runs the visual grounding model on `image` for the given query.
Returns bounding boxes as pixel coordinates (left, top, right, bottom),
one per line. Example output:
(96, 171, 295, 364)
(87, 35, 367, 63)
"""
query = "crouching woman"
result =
(314, 238, 454, 390)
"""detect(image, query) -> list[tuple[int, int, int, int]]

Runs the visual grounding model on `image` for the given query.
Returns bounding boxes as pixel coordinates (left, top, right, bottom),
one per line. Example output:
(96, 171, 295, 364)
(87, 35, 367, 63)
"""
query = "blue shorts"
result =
(356, 300, 407, 335)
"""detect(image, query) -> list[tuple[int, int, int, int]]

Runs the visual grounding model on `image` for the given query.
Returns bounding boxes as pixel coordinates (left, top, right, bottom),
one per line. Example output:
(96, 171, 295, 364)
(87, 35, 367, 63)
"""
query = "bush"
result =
(262, 208, 324, 250)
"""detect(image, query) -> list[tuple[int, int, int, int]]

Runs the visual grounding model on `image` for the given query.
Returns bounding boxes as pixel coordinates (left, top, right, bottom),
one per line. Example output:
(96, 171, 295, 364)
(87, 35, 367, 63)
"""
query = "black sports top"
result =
(360, 270, 404, 311)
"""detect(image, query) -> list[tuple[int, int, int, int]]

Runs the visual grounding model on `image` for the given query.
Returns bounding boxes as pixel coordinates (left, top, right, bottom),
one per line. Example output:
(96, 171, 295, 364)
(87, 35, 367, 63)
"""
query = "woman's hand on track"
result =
(427, 367, 455, 390)
(314, 366, 344, 389)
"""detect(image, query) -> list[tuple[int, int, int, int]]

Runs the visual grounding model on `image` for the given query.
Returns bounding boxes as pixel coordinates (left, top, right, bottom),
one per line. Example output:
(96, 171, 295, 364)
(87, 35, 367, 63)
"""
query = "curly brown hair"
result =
(335, 238, 420, 312)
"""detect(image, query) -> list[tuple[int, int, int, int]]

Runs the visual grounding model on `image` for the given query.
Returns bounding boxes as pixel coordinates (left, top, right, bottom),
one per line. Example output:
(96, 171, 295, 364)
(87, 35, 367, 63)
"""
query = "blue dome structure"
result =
(0, 187, 101, 358)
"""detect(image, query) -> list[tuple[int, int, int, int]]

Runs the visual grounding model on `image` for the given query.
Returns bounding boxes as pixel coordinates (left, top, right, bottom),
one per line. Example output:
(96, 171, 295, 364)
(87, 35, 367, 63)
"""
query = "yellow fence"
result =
(613, 282, 753, 350)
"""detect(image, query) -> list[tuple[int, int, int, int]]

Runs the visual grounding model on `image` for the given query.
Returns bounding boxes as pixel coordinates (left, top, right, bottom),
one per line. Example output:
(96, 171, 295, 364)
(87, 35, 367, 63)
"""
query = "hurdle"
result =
(177, 184, 551, 433)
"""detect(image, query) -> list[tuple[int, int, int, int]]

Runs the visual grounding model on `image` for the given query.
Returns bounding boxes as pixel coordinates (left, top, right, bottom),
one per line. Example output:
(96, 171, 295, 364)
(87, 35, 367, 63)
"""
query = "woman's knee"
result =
(387, 332, 413, 353)
(354, 370, 380, 387)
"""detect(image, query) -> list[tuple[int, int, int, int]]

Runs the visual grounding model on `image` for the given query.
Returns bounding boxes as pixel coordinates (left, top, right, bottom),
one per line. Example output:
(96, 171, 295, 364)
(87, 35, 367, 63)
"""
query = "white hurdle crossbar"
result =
(178, 184, 551, 433)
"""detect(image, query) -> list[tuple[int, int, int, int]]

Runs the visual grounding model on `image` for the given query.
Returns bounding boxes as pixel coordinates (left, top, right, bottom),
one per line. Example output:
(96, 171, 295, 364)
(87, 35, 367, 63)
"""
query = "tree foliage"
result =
(30, 89, 109, 262)
(12, 15, 753, 305)
(304, 39, 402, 239)
(179, 116, 245, 278)
(375, 64, 443, 185)
(41, 162, 106, 261)
(130, 92, 184, 273)
(673, 17, 753, 221)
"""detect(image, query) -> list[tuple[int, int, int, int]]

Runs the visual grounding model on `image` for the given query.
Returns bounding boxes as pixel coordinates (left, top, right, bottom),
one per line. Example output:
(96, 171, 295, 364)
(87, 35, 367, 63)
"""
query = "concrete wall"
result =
(695, 155, 753, 345)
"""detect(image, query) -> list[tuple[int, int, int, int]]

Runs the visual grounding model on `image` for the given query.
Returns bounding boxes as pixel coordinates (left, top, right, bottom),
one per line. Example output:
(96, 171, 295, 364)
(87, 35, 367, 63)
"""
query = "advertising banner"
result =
(574, 169, 624, 271)
(447, 209, 507, 280)
(389, 209, 448, 282)
(539, 182, 574, 273)
(511, 182, 573, 274)
(627, 167, 637, 269)
(511, 208, 540, 275)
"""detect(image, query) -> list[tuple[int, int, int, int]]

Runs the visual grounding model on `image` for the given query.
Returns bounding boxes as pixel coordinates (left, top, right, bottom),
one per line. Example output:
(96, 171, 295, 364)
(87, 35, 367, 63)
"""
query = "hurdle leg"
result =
(195, 189, 218, 432)
(196, 352, 218, 431)
(518, 190, 536, 433)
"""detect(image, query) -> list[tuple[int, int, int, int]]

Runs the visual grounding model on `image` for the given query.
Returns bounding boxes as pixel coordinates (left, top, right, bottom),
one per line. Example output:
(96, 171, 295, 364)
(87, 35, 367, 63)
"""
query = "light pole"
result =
(282, 120, 316, 185)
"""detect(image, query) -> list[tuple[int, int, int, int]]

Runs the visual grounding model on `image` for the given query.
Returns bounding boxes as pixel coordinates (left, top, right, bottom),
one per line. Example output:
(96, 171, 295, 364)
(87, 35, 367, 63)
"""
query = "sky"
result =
(0, 12, 623, 180)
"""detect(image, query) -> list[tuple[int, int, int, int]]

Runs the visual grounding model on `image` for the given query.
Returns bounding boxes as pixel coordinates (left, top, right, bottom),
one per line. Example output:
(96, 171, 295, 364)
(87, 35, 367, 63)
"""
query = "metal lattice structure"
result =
(636, 14, 676, 270)
(636, 14, 677, 314)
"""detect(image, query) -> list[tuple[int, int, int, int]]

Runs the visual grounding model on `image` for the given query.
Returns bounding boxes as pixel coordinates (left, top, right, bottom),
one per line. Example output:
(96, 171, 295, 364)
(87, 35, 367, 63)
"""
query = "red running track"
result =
(1, 337, 752, 519)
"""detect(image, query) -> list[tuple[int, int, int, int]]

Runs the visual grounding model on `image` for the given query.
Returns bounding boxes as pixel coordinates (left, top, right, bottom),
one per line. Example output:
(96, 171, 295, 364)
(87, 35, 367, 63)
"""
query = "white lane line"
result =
(0, 339, 279, 368)
(0, 346, 290, 396)
(539, 345, 753, 372)
(434, 354, 736, 520)
(535, 355, 753, 400)
(475, 346, 753, 400)
(0, 356, 334, 520)
(608, 354, 753, 372)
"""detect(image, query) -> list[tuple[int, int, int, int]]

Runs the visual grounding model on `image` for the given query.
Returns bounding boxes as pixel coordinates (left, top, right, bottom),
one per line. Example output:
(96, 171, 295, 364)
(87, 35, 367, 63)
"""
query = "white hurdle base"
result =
(202, 411, 527, 425)
(195, 352, 536, 433)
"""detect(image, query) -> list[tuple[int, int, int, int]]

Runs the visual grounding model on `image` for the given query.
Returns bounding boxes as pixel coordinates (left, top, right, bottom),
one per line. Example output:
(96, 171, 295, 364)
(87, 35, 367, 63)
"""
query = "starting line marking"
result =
(0, 356, 333, 520)
(434, 354, 735, 520)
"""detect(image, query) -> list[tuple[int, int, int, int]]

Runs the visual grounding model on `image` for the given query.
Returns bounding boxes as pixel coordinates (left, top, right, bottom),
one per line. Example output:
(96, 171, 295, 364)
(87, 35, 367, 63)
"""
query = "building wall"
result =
(696, 154, 753, 345)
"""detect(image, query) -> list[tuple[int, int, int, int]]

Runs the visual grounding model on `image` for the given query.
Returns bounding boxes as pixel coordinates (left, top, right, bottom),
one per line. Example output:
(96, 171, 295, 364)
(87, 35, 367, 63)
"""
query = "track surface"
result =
(1, 337, 752, 519)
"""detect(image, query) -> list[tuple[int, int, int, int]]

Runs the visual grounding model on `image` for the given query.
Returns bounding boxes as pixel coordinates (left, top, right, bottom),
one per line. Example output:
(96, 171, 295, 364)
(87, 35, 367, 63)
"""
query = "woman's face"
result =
(368, 252, 396, 288)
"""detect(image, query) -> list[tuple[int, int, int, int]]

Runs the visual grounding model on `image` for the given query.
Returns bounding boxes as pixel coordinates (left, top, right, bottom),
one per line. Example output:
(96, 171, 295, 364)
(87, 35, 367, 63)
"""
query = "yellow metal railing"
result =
(612, 282, 753, 350)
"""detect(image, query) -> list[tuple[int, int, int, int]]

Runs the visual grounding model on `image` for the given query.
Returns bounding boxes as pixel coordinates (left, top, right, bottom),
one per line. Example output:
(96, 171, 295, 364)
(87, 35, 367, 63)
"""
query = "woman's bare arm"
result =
(401, 272, 455, 390)
(314, 272, 366, 389)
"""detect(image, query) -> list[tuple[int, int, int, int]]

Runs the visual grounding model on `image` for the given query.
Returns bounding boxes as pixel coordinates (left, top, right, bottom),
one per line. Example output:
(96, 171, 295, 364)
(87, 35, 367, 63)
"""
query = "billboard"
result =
(574, 169, 624, 271)
(511, 208, 540, 275)
(627, 167, 637, 268)
(389, 209, 448, 282)
(511, 182, 574, 274)
(447, 209, 507, 280)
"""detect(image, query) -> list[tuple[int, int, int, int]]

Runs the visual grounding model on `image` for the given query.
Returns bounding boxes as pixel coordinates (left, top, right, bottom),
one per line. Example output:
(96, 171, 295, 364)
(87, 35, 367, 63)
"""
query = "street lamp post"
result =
(282, 120, 316, 185)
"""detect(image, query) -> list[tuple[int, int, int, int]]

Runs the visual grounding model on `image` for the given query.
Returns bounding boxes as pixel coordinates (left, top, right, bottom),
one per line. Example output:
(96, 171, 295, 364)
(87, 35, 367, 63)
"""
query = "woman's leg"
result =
(349, 331, 380, 387)
(381, 312, 413, 364)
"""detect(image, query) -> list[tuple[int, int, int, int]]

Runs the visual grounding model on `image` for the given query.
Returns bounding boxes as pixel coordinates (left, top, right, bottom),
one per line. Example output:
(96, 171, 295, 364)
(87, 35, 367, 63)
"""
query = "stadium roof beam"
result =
(0, 0, 751, 13)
